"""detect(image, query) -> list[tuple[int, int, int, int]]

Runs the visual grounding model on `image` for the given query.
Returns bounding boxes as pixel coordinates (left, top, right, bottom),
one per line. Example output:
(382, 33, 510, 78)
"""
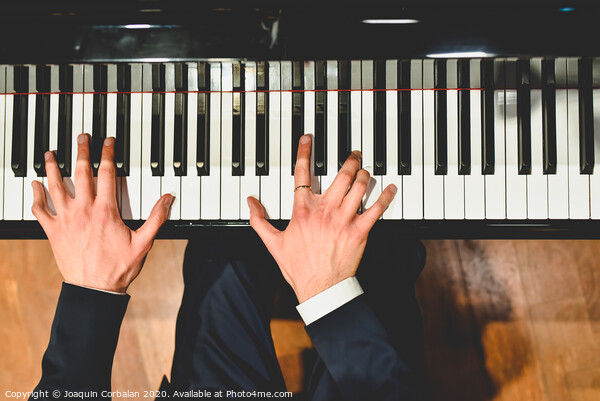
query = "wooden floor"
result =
(1, 239, 599, 400)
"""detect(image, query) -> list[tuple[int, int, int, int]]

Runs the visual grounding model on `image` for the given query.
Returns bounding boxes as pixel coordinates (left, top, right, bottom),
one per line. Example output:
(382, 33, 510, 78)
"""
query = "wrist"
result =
(294, 274, 353, 303)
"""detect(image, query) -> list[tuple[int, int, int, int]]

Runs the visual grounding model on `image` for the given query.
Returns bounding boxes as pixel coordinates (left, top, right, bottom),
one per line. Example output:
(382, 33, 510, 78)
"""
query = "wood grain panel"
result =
(1, 239, 600, 401)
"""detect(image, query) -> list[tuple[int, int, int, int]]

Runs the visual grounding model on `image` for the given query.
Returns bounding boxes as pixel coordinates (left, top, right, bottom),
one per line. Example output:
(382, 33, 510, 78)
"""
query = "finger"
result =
(324, 150, 361, 203)
(356, 184, 397, 232)
(134, 194, 174, 249)
(247, 196, 281, 249)
(44, 151, 68, 211)
(294, 134, 312, 189)
(31, 181, 54, 231)
(97, 137, 117, 205)
(74, 133, 94, 203)
(341, 169, 371, 216)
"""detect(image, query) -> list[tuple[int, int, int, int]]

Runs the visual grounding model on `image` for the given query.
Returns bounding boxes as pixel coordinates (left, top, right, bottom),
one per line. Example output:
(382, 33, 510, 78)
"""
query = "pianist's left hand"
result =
(30, 133, 174, 293)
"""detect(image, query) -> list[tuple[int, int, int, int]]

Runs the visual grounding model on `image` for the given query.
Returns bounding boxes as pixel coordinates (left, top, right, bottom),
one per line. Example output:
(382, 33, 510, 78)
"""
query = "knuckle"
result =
(95, 204, 114, 222)
(338, 170, 353, 182)
(49, 182, 63, 195)
(75, 160, 90, 174)
(358, 169, 370, 181)
(99, 162, 115, 175)
(293, 206, 310, 221)
(294, 165, 308, 178)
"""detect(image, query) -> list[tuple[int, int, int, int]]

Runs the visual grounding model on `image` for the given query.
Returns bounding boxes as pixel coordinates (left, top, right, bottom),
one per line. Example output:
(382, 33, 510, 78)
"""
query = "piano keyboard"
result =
(1, 57, 599, 222)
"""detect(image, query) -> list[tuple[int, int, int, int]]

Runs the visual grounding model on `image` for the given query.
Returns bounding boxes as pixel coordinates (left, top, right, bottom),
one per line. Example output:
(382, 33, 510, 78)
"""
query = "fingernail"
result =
(390, 184, 397, 194)
(300, 135, 310, 144)
(78, 134, 86, 144)
(44, 151, 51, 161)
(351, 150, 362, 159)
(104, 137, 114, 146)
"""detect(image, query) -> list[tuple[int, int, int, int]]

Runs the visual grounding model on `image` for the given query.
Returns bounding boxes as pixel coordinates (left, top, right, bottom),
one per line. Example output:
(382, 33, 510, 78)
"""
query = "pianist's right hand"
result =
(30, 133, 174, 294)
(248, 134, 397, 304)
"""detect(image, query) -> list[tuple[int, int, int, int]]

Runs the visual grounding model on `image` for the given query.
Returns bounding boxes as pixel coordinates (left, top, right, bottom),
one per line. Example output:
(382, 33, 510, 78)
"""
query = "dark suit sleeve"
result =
(30, 283, 129, 400)
(305, 294, 425, 401)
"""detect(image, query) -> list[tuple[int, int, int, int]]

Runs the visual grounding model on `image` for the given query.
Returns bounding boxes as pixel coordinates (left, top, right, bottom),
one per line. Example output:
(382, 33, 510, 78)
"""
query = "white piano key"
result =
(280, 61, 294, 219)
(180, 62, 200, 220)
(42, 66, 59, 217)
(382, 59, 402, 219)
(304, 61, 319, 194)
(161, 63, 181, 219)
(220, 62, 239, 220)
(361, 60, 381, 210)
(46, 65, 59, 216)
(83, 64, 94, 135)
(261, 61, 281, 219)
(321, 60, 338, 193)
(548, 58, 569, 219)
(485, 59, 506, 219)
(140, 63, 162, 219)
(567, 58, 590, 219)
(23, 65, 37, 220)
(0, 65, 5, 218)
(591, 58, 600, 219)
(64, 65, 84, 198)
(403, 59, 423, 220)
(105, 64, 120, 213)
(4, 66, 23, 220)
(201, 63, 222, 219)
(445, 59, 465, 219)
(121, 63, 143, 220)
(527, 58, 549, 219)
(465, 59, 485, 219)
(350, 60, 362, 154)
(505, 60, 527, 219)
(423, 59, 444, 219)
(241, 62, 260, 220)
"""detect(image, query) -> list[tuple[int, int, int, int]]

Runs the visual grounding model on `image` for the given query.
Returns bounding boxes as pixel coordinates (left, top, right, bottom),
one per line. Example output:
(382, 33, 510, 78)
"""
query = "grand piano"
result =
(1, 0, 600, 238)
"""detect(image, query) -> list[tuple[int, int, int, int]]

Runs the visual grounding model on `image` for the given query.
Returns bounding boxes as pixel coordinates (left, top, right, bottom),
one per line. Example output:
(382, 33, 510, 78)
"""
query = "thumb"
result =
(247, 196, 280, 248)
(134, 194, 173, 249)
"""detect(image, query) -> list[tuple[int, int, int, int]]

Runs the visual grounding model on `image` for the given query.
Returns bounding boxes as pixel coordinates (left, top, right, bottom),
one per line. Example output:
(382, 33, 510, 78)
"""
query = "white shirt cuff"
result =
(296, 276, 364, 326)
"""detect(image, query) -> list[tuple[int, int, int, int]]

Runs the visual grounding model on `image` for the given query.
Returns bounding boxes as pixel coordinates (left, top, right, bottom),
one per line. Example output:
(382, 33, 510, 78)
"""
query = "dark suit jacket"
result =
(31, 283, 425, 400)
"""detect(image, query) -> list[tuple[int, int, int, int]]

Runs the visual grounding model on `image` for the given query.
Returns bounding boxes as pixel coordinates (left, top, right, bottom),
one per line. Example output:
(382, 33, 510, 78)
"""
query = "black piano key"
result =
(91, 64, 108, 175)
(398, 60, 411, 175)
(57, 64, 72, 176)
(542, 58, 557, 174)
(255, 61, 268, 176)
(232, 62, 244, 176)
(481, 59, 495, 175)
(434, 59, 447, 175)
(338, 60, 351, 170)
(197, 62, 210, 176)
(291, 61, 304, 175)
(34, 65, 51, 177)
(151, 63, 165, 176)
(315, 60, 327, 176)
(516, 59, 532, 175)
(578, 57, 594, 174)
(115, 64, 131, 176)
(174, 63, 187, 176)
(374, 60, 386, 175)
(458, 59, 471, 175)
(12, 66, 28, 177)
